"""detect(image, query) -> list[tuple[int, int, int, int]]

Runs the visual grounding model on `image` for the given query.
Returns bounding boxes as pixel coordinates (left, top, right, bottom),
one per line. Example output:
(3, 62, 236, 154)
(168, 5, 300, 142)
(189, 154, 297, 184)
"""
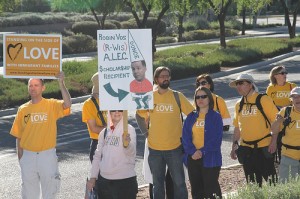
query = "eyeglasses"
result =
(198, 81, 208, 86)
(195, 95, 208, 100)
(276, 71, 288, 75)
(110, 110, 123, 113)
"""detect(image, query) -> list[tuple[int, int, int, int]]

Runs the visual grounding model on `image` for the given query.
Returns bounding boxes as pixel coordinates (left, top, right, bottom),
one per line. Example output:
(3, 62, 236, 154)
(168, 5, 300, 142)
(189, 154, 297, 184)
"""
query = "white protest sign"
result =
(97, 29, 153, 110)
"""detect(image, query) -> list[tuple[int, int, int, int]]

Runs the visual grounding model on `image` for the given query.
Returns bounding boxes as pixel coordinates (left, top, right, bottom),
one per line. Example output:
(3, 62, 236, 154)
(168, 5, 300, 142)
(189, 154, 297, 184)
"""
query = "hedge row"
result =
(1, 37, 299, 109)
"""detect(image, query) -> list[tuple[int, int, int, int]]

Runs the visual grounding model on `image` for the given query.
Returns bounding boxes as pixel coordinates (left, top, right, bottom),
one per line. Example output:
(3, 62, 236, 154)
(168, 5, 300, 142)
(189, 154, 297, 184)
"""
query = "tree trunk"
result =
(100, 13, 108, 30)
(242, 7, 246, 35)
(218, 14, 226, 48)
(151, 1, 170, 54)
(90, 7, 101, 29)
(178, 15, 184, 42)
(279, 0, 296, 39)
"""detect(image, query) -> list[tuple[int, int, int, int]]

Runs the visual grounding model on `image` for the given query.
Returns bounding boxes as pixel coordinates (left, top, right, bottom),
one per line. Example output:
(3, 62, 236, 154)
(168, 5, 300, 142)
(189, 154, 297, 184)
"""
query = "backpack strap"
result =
(281, 106, 292, 136)
(238, 94, 270, 128)
(255, 93, 271, 128)
(103, 128, 108, 139)
(173, 91, 183, 123)
(242, 133, 271, 148)
(282, 143, 300, 150)
(90, 96, 107, 126)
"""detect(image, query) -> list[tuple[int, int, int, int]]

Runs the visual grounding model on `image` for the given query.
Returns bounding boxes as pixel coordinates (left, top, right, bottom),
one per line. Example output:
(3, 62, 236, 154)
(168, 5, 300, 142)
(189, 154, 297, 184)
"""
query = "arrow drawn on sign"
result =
(104, 83, 129, 102)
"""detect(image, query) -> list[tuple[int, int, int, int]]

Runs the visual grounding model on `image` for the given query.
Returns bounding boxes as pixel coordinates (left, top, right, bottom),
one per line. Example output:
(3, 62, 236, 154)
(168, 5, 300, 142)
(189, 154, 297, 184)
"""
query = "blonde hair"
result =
(269, 65, 286, 85)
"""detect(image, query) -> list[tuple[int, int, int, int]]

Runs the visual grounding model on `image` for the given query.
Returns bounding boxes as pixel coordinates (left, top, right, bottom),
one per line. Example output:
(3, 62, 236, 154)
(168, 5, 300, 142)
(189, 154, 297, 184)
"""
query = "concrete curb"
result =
(1, 50, 299, 118)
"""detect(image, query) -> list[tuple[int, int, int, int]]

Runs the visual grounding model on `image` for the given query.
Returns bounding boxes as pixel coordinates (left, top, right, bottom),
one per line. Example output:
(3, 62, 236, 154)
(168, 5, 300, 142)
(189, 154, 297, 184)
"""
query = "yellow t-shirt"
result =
(233, 93, 278, 148)
(10, 98, 71, 152)
(279, 107, 300, 160)
(192, 113, 205, 149)
(82, 97, 107, 140)
(213, 94, 231, 123)
(137, 89, 194, 150)
(266, 82, 297, 107)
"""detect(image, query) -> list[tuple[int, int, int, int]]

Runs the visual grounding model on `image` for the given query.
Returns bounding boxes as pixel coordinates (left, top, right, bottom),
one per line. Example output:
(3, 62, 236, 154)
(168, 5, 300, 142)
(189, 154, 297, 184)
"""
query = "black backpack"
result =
(238, 93, 271, 128)
(276, 106, 292, 163)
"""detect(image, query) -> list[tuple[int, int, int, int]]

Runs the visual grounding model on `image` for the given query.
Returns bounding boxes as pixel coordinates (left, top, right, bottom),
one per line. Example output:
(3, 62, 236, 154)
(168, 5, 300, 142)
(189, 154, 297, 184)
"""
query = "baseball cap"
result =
(229, 73, 259, 92)
(290, 87, 300, 97)
(91, 72, 99, 95)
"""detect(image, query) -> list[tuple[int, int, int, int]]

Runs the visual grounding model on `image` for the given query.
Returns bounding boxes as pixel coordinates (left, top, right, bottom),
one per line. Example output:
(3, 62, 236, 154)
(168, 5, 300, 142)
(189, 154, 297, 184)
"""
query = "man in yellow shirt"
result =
(136, 66, 194, 199)
(229, 74, 278, 187)
(10, 72, 72, 199)
(82, 72, 107, 162)
(271, 87, 300, 182)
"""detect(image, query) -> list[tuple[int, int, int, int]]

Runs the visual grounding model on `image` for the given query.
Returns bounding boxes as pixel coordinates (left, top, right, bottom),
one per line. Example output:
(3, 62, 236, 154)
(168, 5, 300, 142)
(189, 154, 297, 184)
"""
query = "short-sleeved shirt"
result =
(192, 113, 205, 149)
(130, 78, 153, 94)
(137, 89, 194, 150)
(82, 97, 107, 140)
(278, 106, 300, 160)
(233, 92, 278, 148)
(10, 98, 71, 152)
(266, 82, 297, 107)
(213, 94, 231, 125)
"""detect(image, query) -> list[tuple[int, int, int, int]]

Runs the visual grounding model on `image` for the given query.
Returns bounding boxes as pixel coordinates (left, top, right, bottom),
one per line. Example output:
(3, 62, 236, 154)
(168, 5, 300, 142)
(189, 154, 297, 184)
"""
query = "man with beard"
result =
(136, 66, 194, 199)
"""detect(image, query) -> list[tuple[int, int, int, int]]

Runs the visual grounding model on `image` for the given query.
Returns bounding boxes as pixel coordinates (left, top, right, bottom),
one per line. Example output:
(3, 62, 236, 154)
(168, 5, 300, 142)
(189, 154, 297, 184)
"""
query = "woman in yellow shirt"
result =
(196, 74, 231, 131)
(266, 65, 297, 109)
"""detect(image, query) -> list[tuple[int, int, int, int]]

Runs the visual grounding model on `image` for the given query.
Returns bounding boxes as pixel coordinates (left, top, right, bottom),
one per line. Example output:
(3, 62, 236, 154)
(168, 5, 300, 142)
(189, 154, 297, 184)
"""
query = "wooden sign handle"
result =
(122, 110, 129, 148)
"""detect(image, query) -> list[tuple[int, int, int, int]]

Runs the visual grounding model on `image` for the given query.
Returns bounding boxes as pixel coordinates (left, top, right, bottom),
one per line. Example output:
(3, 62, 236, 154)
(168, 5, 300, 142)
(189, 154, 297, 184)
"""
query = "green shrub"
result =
(103, 22, 118, 30)
(107, 20, 122, 29)
(157, 55, 221, 80)
(63, 34, 97, 54)
(183, 21, 196, 32)
(107, 13, 132, 22)
(72, 21, 99, 39)
(61, 28, 75, 37)
(156, 36, 177, 44)
(228, 38, 292, 58)
(70, 14, 96, 22)
(183, 29, 218, 41)
(225, 19, 243, 31)
(146, 17, 167, 36)
(0, 12, 69, 27)
(121, 19, 138, 29)
(209, 19, 242, 30)
(227, 176, 300, 199)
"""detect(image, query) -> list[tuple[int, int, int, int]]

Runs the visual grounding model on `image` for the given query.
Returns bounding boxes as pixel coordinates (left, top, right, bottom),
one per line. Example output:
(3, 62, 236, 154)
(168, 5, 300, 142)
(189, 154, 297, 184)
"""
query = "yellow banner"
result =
(3, 34, 62, 79)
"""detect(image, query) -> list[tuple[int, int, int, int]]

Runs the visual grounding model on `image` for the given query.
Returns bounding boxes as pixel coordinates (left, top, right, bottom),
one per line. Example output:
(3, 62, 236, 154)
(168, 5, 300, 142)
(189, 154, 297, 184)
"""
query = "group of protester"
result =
(9, 62, 300, 199)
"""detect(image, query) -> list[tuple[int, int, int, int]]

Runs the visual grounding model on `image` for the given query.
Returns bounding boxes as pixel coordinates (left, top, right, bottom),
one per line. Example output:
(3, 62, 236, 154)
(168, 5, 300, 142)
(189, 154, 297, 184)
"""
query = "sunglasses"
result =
(276, 71, 288, 75)
(195, 95, 208, 100)
(110, 110, 123, 113)
(198, 81, 208, 86)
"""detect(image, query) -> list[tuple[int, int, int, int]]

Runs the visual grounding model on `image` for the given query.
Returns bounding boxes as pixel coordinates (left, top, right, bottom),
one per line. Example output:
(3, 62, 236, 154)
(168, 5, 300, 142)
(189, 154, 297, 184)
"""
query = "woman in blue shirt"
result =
(182, 87, 223, 199)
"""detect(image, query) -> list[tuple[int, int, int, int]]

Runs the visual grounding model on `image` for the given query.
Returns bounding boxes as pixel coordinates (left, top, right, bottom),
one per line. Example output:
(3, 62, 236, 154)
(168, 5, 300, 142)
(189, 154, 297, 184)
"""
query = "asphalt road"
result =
(1, 52, 300, 198)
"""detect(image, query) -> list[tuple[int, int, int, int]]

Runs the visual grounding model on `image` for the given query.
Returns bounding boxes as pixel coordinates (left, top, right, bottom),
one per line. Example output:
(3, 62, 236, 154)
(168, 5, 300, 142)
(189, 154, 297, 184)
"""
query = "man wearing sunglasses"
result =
(229, 73, 278, 187)
(136, 66, 194, 199)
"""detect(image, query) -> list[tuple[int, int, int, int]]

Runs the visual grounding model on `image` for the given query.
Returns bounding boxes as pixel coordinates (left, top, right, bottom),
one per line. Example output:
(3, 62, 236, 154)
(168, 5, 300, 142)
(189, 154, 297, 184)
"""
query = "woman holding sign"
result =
(86, 110, 137, 199)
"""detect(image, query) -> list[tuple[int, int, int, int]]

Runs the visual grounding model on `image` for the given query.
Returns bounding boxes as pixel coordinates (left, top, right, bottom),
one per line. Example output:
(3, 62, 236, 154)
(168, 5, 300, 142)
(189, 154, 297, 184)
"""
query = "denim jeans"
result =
(148, 146, 187, 199)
